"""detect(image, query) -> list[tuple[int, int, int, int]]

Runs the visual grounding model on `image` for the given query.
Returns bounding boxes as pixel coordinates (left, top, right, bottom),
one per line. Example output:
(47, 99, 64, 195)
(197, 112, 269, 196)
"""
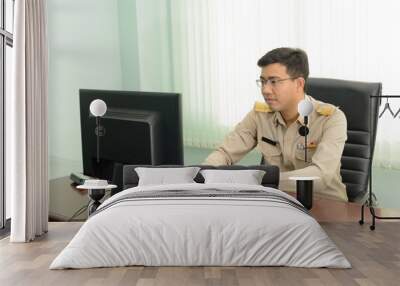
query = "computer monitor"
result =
(79, 89, 184, 192)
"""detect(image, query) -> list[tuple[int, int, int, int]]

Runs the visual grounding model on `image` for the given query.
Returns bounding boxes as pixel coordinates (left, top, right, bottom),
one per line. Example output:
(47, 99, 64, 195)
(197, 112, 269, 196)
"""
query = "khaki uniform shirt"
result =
(204, 95, 348, 202)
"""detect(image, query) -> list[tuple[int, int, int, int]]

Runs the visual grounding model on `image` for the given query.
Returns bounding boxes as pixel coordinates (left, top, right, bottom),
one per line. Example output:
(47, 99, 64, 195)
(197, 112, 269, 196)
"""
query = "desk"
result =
(307, 196, 400, 222)
(49, 176, 400, 222)
(49, 176, 89, 221)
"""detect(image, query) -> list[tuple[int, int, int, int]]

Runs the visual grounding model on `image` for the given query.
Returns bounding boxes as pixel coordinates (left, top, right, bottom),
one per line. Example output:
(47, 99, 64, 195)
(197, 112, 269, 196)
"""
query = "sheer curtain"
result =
(168, 0, 400, 168)
(7, 0, 49, 242)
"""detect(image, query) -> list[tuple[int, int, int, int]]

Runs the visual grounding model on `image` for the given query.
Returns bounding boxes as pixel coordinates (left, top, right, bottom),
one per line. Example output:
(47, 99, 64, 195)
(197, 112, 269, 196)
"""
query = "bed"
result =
(50, 165, 350, 269)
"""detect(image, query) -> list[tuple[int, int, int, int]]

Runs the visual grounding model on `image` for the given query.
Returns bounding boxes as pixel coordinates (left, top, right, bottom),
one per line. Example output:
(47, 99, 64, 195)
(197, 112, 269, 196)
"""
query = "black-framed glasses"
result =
(255, 77, 296, 88)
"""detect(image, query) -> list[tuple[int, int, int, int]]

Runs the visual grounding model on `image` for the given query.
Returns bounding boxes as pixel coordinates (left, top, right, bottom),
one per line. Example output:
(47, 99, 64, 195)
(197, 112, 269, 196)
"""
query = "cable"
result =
(68, 203, 89, 222)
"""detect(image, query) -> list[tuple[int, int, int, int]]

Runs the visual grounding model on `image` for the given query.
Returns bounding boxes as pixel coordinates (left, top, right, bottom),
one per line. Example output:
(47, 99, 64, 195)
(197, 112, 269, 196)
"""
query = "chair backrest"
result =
(306, 77, 382, 202)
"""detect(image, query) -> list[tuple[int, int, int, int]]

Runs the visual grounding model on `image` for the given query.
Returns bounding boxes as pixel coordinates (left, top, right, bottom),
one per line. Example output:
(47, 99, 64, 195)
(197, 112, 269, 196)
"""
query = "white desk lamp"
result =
(294, 99, 318, 210)
(89, 99, 107, 163)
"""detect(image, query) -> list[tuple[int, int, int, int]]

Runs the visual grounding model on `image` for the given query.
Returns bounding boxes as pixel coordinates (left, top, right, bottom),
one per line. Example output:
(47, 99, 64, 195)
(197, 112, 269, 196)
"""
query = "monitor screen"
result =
(79, 89, 184, 192)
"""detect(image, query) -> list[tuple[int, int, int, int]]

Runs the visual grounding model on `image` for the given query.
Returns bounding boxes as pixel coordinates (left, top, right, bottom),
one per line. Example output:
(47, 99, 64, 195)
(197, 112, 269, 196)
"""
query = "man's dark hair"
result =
(257, 47, 309, 81)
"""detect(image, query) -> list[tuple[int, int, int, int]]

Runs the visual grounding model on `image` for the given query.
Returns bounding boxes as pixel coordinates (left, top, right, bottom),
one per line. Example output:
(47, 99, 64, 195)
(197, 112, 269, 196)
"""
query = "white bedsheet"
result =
(50, 183, 351, 269)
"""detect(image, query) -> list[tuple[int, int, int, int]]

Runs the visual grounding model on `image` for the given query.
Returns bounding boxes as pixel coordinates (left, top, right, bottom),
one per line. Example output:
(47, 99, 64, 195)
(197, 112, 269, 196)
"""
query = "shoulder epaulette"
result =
(254, 101, 273, 113)
(316, 104, 336, 116)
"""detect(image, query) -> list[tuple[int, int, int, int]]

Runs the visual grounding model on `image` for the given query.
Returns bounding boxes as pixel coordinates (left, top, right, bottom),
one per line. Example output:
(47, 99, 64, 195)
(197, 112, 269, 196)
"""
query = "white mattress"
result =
(50, 183, 351, 269)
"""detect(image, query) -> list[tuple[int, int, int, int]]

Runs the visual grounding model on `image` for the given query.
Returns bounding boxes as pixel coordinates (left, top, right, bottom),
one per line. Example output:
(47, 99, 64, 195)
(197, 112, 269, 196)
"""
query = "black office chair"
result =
(260, 77, 382, 203)
(305, 77, 382, 203)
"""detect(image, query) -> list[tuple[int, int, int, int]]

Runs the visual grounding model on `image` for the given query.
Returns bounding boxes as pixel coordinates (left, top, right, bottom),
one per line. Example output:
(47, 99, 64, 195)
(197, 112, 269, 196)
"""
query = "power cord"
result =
(68, 203, 89, 222)
(67, 191, 112, 221)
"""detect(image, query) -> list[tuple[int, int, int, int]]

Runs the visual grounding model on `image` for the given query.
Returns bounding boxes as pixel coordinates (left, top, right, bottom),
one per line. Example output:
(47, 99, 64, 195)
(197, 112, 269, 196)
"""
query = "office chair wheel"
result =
(359, 220, 364, 225)
(370, 225, 375, 231)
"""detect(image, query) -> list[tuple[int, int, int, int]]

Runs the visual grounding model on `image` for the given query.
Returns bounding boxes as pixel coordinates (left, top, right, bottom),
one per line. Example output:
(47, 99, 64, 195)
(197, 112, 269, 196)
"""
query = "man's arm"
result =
(203, 110, 258, 166)
(280, 109, 347, 192)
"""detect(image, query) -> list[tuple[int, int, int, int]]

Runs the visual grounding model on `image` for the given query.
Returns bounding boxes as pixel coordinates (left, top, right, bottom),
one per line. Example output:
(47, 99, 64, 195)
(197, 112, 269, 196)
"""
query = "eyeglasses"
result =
(255, 77, 296, 88)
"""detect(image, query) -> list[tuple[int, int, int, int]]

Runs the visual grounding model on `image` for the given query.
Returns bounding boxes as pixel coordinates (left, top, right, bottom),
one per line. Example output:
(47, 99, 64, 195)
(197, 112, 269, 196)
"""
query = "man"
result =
(204, 47, 348, 201)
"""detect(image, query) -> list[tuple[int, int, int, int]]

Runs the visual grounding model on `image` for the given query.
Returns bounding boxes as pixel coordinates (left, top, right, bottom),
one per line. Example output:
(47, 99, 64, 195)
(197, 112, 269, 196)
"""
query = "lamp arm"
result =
(304, 128, 307, 162)
(304, 116, 308, 163)
(96, 117, 100, 163)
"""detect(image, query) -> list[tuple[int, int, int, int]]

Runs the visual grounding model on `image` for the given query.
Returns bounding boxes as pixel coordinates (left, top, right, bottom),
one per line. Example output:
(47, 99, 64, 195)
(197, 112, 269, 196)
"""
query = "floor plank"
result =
(1, 222, 400, 286)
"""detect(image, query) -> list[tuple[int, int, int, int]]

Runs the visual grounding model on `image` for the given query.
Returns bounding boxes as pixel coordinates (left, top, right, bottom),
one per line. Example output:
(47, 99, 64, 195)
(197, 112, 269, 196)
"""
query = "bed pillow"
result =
(135, 167, 201, 186)
(200, 169, 266, 185)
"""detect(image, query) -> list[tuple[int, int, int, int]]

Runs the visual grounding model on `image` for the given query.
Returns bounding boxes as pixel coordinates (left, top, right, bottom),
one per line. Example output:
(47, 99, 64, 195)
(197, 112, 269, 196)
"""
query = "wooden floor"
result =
(1, 221, 400, 286)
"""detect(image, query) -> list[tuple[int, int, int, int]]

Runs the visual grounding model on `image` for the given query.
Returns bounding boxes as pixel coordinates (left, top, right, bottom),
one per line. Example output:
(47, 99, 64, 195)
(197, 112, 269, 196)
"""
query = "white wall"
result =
(47, 0, 123, 179)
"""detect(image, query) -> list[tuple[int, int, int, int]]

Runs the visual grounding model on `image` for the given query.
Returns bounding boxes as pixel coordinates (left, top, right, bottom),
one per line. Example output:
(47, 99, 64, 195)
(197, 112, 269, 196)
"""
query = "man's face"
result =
(259, 63, 302, 112)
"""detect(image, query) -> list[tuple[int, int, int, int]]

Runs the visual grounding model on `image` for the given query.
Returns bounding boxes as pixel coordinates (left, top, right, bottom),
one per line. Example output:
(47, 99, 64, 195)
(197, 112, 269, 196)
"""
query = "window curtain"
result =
(7, 0, 49, 242)
(165, 0, 400, 168)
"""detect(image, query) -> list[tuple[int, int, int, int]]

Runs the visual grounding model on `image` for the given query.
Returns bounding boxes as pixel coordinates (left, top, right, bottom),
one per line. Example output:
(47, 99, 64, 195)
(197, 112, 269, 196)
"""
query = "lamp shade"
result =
(89, 99, 107, 117)
(298, 99, 313, 117)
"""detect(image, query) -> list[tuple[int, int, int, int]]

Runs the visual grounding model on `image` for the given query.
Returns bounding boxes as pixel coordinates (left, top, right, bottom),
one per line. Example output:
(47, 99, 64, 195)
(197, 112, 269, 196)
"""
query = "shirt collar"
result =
(272, 94, 316, 127)
(273, 112, 286, 127)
